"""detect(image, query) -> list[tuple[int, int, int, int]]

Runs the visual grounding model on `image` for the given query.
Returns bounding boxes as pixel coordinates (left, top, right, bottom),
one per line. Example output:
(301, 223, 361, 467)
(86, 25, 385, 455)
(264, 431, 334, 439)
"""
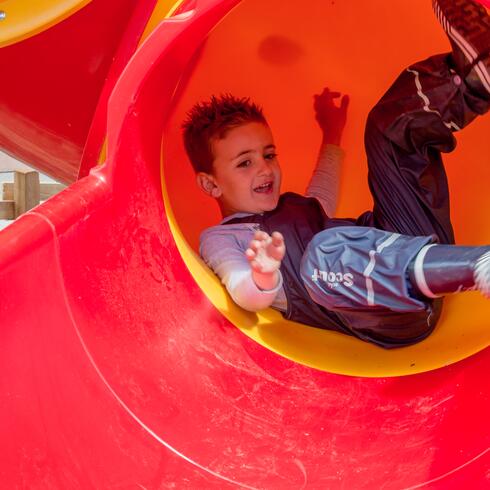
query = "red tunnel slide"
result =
(0, 0, 489, 488)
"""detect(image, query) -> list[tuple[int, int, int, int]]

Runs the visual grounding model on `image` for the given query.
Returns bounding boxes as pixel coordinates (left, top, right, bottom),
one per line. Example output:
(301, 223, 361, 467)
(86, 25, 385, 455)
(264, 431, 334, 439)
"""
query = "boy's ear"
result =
(196, 172, 222, 198)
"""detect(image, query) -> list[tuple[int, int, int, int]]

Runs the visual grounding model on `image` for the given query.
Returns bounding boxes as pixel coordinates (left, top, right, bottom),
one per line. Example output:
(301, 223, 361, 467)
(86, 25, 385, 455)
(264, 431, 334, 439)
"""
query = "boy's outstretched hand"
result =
(246, 230, 285, 290)
(314, 87, 350, 146)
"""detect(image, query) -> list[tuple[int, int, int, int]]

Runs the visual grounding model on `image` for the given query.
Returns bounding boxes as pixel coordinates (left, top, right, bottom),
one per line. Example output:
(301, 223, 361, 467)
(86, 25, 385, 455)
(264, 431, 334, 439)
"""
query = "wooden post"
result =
(3, 182, 65, 202)
(0, 201, 14, 219)
(13, 171, 40, 218)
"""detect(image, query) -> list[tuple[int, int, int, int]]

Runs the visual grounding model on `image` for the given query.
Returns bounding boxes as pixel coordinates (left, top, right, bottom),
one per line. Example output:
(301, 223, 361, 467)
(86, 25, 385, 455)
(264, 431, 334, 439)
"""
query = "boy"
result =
(183, 0, 490, 348)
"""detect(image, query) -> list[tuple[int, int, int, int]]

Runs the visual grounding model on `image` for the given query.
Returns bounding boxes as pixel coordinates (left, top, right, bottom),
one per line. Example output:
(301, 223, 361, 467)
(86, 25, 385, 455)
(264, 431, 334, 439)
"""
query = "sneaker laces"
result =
(474, 251, 490, 299)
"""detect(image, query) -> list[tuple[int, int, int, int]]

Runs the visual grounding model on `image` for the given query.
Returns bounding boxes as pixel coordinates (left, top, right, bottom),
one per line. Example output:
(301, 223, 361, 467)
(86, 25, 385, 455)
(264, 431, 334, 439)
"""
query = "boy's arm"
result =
(306, 88, 349, 217)
(200, 228, 284, 312)
(306, 143, 345, 217)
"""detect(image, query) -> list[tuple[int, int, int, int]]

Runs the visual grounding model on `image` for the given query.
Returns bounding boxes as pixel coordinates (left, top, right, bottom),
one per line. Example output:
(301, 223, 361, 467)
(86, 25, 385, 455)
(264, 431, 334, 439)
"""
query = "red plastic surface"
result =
(0, 0, 489, 488)
(0, 0, 150, 183)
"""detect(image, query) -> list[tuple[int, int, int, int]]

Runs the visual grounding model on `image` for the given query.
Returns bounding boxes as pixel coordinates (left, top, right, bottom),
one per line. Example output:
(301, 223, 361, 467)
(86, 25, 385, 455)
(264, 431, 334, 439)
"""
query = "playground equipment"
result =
(0, 0, 489, 487)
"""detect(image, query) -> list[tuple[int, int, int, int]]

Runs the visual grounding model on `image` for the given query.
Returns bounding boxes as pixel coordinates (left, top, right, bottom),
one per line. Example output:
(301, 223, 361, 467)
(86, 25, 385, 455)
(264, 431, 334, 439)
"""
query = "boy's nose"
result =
(258, 158, 273, 175)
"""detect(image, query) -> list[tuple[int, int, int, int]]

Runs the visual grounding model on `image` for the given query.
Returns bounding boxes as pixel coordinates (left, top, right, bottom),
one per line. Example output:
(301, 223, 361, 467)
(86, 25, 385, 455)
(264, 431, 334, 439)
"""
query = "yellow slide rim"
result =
(163, 173, 489, 378)
(157, 0, 489, 378)
(0, 0, 93, 48)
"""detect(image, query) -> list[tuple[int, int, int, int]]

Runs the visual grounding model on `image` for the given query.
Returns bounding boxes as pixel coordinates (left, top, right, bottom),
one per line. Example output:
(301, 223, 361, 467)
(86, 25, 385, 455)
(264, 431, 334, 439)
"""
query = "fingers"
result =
(245, 247, 255, 260)
(253, 230, 270, 241)
(315, 88, 340, 99)
(245, 244, 271, 274)
(314, 88, 349, 108)
(248, 231, 279, 252)
(245, 247, 261, 270)
(245, 247, 265, 273)
(248, 239, 264, 255)
(340, 94, 350, 111)
(245, 248, 261, 271)
(247, 231, 271, 258)
(270, 233, 286, 260)
(316, 87, 338, 96)
(253, 231, 284, 250)
(271, 231, 284, 246)
(245, 230, 285, 260)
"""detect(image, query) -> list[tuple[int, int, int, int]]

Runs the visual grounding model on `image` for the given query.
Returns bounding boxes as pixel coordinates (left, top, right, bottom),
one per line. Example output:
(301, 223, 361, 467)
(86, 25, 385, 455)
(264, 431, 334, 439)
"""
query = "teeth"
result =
(254, 181, 274, 193)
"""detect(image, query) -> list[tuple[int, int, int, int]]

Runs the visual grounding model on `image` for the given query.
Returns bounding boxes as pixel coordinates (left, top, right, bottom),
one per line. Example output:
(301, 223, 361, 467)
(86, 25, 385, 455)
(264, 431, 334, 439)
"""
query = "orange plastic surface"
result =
(164, 0, 490, 376)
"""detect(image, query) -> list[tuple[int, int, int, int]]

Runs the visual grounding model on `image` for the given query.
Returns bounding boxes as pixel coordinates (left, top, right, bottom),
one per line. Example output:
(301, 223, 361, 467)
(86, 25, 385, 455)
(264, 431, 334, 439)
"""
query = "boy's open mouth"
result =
(254, 181, 274, 194)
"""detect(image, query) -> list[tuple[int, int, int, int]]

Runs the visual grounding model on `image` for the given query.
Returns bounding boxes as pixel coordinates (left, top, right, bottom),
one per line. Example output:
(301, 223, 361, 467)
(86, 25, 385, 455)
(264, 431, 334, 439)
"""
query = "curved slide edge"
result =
(0, 0, 156, 183)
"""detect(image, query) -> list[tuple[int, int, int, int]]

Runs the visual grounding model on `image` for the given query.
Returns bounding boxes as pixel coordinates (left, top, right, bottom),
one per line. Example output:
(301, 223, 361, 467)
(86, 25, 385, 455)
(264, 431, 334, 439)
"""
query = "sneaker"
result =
(474, 250, 490, 298)
(432, 0, 490, 96)
(409, 244, 490, 298)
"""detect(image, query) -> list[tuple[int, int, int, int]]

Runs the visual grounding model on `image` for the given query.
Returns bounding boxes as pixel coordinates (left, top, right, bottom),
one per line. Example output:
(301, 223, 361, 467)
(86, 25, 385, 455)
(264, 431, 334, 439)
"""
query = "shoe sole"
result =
(432, 0, 490, 94)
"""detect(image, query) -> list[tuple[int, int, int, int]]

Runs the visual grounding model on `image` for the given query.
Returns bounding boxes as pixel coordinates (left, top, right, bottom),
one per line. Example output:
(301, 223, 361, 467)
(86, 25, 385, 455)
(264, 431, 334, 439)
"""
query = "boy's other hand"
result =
(314, 87, 350, 146)
(246, 230, 285, 290)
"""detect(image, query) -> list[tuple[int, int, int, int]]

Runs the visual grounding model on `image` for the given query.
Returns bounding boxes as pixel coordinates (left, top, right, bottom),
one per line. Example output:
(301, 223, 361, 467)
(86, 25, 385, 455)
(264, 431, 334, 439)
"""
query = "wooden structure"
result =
(0, 156, 64, 220)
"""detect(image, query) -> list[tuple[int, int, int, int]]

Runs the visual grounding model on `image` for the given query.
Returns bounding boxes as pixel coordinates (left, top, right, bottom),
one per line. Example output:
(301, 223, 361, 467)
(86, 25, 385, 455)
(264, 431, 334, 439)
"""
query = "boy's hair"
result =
(182, 94, 267, 174)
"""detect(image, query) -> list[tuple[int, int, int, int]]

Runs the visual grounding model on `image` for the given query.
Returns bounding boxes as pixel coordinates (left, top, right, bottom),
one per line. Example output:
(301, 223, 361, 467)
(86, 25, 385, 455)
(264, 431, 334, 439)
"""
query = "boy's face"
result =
(198, 122, 282, 217)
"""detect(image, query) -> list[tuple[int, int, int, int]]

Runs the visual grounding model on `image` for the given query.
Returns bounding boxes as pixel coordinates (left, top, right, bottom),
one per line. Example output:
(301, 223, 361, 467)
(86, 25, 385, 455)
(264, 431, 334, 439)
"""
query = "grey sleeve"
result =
(200, 226, 284, 312)
(306, 144, 345, 217)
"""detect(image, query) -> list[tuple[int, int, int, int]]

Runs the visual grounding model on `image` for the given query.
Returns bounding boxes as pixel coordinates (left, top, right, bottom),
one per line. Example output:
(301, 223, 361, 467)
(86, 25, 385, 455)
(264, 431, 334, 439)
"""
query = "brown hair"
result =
(182, 94, 267, 174)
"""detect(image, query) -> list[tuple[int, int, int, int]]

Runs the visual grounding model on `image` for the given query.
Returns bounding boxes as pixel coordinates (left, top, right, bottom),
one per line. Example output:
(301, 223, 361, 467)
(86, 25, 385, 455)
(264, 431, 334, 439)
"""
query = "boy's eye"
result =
(264, 153, 278, 160)
(237, 160, 251, 168)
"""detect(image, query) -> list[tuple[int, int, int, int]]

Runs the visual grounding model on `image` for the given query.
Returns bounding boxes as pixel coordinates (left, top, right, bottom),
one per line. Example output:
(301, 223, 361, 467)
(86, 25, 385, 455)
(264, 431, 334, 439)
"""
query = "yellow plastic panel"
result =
(140, 0, 186, 43)
(162, 0, 490, 377)
(0, 0, 92, 47)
